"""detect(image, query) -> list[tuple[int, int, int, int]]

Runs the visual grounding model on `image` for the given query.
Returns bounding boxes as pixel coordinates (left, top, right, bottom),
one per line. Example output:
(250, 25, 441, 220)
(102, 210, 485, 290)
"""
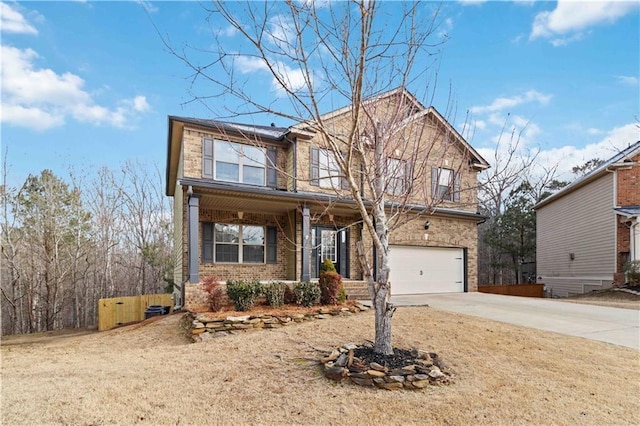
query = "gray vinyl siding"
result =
(536, 173, 615, 297)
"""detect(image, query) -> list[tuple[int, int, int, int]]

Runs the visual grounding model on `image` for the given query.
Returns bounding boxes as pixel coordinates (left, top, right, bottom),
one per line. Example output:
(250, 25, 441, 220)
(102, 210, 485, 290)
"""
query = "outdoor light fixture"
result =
(569, 253, 575, 261)
(237, 211, 244, 220)
(424, 221, 430, 230)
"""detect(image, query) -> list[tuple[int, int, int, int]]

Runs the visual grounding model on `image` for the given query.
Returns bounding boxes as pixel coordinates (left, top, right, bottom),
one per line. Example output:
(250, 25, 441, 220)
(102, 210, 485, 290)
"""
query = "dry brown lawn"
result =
(2, 306, 639, 425)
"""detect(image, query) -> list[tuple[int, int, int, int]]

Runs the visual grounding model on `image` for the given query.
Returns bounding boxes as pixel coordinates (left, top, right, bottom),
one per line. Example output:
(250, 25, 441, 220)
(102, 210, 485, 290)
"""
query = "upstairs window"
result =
(386, 157, 411, 196)
(310, 147, 349, 190)
(203, 139, 278, 187)
(431, 167, 460, 202)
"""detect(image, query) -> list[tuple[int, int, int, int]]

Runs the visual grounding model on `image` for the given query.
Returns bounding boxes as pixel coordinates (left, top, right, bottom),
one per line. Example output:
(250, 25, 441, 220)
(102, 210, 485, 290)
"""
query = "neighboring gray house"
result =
(534, 141, 640, 297)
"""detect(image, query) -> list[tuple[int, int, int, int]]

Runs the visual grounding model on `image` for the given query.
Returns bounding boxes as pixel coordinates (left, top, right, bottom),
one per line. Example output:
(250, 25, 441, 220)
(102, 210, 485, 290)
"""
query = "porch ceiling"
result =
(199, 192, 294, 214)
(196, 188, 362, 217)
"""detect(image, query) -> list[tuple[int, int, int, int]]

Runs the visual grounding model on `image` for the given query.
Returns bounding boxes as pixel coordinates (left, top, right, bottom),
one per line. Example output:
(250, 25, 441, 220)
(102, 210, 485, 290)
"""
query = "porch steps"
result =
(343, 281, 370, 301)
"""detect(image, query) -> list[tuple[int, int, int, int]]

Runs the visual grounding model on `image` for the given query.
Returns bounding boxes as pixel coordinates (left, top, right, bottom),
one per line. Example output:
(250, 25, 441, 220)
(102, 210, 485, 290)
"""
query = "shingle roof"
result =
(169, 116, 290, 140)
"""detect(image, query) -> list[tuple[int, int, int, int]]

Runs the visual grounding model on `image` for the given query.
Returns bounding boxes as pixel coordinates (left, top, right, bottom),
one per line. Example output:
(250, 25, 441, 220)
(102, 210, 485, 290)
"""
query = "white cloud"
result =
(470, 90, 552, 115)
(236, 55, 310, 96)
(130, 95, 150, 112)
(135, 0, 158, 14)
(1, 2, 38, 34)
(437, 17, 453, 39)
(220, 25, 237, 37)
(1, 44, 150, 131)
(587, 127, 603, 135)
(616, 75, 639, 86)
(530, 1, 638, 43)
(297, 0, 332, 9)
(235, 56, 269, 73)
(457, 0, 487, 5)
(549, 31, 586, 47)
(536, 122, 640, 180)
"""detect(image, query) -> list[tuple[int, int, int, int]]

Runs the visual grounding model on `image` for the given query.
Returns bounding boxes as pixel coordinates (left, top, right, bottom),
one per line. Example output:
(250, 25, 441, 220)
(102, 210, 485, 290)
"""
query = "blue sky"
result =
(1, 1, 639, 189)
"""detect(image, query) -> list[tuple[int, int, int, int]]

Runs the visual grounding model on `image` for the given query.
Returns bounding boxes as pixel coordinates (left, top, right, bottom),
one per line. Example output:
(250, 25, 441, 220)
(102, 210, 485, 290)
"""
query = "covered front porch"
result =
(177, 179, 365, 308)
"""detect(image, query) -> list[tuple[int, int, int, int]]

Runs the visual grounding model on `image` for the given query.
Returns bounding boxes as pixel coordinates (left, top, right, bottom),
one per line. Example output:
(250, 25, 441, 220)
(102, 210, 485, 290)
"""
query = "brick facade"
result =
(616, 153, 640, 206)
(168, 89, 489, 309)
(614, 152, 640, 284)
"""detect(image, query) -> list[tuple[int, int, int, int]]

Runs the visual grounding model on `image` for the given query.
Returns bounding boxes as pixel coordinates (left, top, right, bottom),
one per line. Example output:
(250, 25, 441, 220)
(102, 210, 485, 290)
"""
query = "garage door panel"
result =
(389, 246, 464, 294)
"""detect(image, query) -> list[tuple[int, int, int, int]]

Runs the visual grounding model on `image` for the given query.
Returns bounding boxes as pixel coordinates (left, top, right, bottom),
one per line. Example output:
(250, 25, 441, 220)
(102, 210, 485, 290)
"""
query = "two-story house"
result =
(534, 141, 640, 297)
(166, 88, 490, 311)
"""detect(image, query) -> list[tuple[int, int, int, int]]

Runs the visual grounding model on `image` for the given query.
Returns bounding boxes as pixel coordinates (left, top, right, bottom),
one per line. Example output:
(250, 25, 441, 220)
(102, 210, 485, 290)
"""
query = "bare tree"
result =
(118, 161, 173, 296)
(162, 0, 477, 354)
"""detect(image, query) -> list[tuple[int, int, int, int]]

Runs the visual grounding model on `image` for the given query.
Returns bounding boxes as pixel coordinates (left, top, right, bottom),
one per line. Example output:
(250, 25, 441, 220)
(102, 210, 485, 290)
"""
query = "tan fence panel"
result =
(477, 284, 544, 298)
(98, 294, 173, 331)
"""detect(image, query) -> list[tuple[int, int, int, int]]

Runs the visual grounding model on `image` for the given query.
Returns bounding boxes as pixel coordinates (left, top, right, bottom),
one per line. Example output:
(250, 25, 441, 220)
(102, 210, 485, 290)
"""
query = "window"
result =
(431, 167, 460, 202)
(386, 157, 409, 196)
(320, 229, 337, 263)
(214, 141, 265, 185)
(202, 224, 269, 263)
(203, 139, 277, 187)
(310, 147, 348, 189)
(318, 149, 340, 189)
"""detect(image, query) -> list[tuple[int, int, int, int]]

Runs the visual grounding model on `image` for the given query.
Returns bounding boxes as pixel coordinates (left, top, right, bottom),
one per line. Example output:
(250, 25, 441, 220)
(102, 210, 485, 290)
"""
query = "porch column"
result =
(188, 194, 200, 283)
(301, 205, 311, 281)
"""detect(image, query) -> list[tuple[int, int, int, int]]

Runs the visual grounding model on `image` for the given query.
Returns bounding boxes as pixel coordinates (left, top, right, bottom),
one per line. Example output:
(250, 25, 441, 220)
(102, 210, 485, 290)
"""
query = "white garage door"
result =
(389, 245, 464, 295)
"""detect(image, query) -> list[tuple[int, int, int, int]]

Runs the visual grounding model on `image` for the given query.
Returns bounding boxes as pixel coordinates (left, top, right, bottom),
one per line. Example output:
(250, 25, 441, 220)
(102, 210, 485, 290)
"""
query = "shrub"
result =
(319, 270, 344, 305)
(226, 279, 263, 311)
(283, 284, 296, 304)
(338, 286, 347, 303)
(624, 260, 640, 285)
(320, 258, 337, 273)
(294, 281, 321, 307)
(202, 276, 224, 312)
(264, 282, 286, 307)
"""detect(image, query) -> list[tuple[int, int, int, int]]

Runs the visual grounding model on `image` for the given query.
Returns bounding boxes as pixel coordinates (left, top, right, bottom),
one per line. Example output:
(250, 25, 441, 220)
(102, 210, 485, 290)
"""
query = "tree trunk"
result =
(373, 280, 393, 355)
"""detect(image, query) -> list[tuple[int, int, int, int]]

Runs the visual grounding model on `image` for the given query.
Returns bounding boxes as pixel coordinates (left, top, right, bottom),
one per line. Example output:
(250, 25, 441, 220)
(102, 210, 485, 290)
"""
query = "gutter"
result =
(179, 177, 485, 221)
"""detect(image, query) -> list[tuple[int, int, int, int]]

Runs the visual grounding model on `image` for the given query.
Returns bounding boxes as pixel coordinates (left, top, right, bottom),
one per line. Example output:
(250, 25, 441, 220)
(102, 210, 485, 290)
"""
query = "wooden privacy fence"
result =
(98, 294, 173, 331)
(478, 284, 544, 298)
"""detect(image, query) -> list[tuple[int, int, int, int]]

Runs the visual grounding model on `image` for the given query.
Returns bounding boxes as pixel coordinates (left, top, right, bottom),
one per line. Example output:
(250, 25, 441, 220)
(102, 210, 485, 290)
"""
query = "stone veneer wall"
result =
(185, 304, 370, 342)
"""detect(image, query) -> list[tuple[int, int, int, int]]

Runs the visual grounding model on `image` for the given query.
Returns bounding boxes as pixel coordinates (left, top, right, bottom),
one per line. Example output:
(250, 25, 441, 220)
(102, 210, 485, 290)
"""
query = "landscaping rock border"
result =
(185, 303, 370, 342)
(320, 342, 453, 390)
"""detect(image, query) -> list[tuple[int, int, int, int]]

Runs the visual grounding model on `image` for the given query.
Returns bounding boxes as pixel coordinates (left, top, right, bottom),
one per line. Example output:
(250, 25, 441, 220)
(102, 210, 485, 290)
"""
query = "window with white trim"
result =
(214, 224, 265, 263)
(432, 167, 460, 202)
(386, 157, 408, 196)
(213, 140, 266, 186)
(318, 149, 341, 189)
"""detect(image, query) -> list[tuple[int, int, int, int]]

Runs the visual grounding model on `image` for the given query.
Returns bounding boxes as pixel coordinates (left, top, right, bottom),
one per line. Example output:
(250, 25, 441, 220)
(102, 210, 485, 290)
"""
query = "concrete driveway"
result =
(388, 292, 640, 350)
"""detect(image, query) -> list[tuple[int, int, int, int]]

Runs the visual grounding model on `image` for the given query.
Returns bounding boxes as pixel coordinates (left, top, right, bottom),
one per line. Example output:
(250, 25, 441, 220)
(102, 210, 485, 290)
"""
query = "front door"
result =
(311, 226, 349, 278)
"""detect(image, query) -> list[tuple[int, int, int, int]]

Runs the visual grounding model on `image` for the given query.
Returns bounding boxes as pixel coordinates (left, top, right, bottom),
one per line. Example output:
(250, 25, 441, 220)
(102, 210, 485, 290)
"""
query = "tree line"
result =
(1, 161, 173, 335)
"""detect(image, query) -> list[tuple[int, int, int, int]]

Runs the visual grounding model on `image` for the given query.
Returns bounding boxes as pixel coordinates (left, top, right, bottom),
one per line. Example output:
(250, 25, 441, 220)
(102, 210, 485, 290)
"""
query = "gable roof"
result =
(291, 86, 490, 170)
(534, 140, 640, 210)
